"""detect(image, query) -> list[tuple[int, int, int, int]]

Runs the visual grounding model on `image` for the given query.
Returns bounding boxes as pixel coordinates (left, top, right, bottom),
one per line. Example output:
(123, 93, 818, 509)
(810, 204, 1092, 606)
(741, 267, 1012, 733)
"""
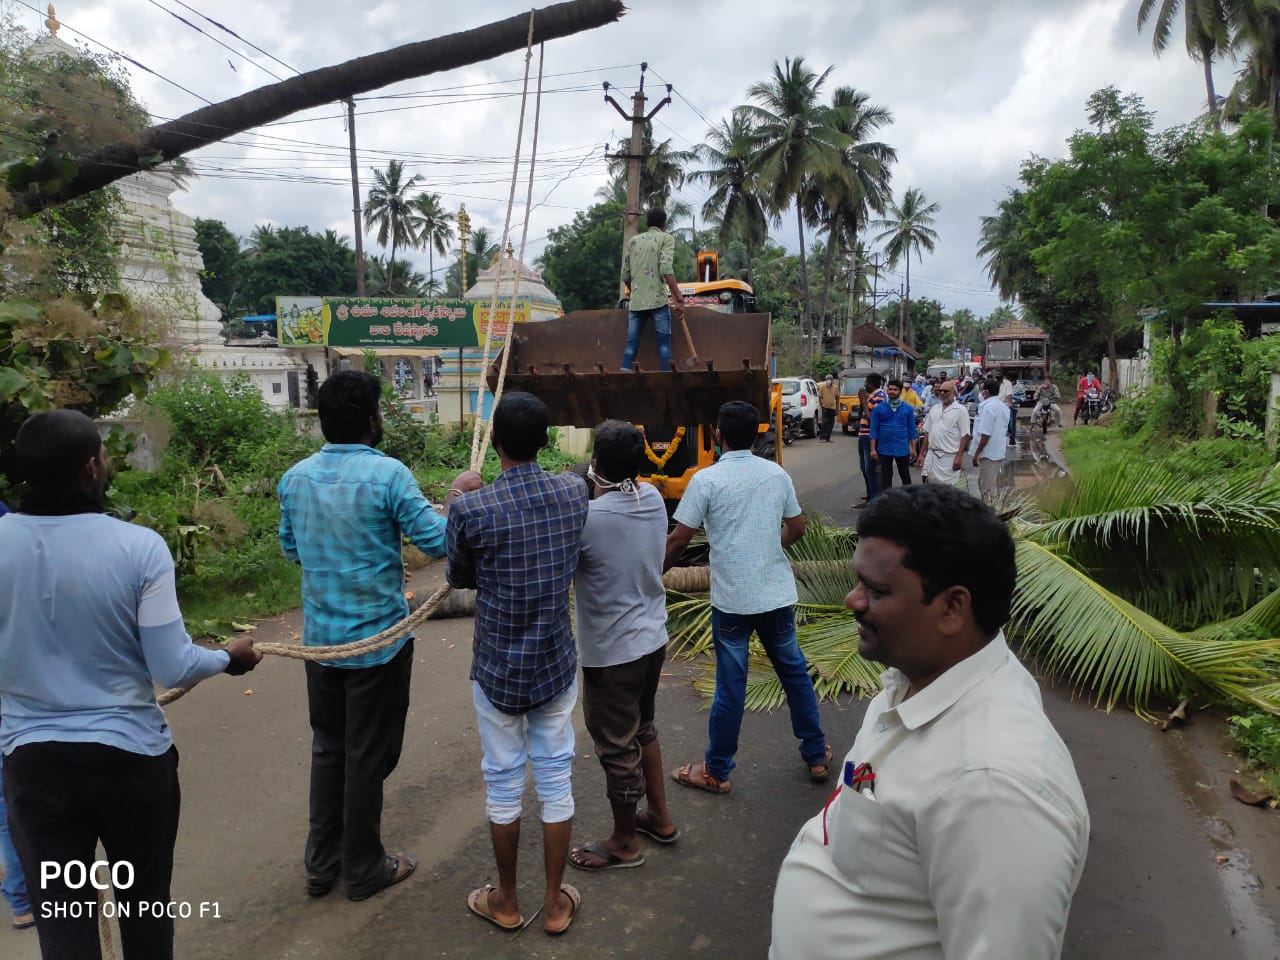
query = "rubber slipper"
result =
(568, 841, 645, 872)
(635, 822, 680, 845)
(809, 743, 834, 783)
(671, 760, 731, 795)
(467, 884, 524, 931)
(348, 852, 416, 901)
(12, 912, 35, 930)
(545, 883, 581, 936)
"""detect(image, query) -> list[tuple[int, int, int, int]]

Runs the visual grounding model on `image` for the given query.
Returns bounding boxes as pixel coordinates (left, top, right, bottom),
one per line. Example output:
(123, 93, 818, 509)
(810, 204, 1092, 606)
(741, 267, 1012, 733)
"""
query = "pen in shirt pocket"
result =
(844, 761, 876, 800)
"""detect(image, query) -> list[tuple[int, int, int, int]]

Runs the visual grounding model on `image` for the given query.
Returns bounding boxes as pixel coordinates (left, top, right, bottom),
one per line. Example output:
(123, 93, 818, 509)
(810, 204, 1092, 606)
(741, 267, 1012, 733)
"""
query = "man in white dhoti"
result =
(915, 381, 971, 488)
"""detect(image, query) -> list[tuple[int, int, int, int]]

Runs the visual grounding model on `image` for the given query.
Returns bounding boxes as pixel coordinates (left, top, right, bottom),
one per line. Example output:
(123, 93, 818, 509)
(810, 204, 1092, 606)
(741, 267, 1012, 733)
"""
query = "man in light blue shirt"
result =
(664, 401, 828, 794)
(279, 370, 480, 902)
(972, 377, 1010, 504)
(0, 410, 261, 958)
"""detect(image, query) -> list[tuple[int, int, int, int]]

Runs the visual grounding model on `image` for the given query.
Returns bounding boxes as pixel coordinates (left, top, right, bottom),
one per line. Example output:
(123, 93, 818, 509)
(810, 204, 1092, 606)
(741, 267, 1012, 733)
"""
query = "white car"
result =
(773, 377, 820, 438)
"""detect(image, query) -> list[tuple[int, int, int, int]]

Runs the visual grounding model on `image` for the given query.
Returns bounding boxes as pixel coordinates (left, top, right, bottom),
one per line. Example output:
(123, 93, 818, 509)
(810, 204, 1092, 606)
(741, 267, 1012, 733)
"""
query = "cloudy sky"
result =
(13, 0, 1235, 313)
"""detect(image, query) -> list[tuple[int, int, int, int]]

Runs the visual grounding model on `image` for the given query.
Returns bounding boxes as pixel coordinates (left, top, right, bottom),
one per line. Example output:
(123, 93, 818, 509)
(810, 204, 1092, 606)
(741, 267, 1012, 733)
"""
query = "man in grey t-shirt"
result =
(567, 422, 678, 871)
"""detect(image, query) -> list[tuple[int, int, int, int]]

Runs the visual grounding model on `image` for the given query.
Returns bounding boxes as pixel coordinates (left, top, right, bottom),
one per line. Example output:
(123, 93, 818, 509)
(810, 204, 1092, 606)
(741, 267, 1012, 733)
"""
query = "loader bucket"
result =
(485, 307, 773, 427)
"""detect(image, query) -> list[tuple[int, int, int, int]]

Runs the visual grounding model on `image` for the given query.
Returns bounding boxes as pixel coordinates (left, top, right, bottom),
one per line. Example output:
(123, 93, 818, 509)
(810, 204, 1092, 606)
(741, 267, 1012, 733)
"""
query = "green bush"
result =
(1228, 710, 1280, 771)
(146, 371, 283, 469)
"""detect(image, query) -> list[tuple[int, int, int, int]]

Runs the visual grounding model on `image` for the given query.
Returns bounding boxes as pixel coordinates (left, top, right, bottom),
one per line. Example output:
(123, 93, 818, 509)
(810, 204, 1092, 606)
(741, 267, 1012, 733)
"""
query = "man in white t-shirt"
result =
(915, 380, 971, 486)
(568, 422, 678, 871)
(770, 484, 1089, 960)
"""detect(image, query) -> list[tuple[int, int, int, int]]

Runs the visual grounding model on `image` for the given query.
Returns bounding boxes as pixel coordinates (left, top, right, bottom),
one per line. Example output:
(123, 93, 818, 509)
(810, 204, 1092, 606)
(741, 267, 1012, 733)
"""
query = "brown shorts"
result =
(580, 646, 666, 804)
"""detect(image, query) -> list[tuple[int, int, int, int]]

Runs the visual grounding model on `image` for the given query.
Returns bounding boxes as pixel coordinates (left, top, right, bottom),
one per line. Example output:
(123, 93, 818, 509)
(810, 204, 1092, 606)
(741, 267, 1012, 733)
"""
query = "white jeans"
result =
(471, 679, 577, 825)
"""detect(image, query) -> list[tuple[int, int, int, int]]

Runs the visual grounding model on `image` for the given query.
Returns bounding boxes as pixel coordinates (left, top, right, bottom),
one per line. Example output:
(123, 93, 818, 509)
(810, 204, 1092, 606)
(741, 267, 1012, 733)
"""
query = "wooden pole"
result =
(346, 99, 366, 296)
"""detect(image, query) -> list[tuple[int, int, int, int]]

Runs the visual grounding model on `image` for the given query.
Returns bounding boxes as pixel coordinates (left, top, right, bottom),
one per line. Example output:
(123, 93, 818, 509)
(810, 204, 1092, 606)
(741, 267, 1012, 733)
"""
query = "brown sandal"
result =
(671, 760, 731, 794)
(809, 743, 834, 783)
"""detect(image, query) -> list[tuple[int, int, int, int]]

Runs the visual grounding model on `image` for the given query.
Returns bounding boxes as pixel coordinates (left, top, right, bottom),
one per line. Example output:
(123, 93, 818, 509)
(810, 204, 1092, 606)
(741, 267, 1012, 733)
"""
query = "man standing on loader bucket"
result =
(621, 208, 685, 372)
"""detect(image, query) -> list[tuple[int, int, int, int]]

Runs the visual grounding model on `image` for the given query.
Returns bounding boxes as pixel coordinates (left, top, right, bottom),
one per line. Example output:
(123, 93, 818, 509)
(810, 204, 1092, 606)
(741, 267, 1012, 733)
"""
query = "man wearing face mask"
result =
(567, 421, 678, 871)
(770, 484, 1089, 960)
(0, 410, 262, 958)
(278, 370, 481, 902)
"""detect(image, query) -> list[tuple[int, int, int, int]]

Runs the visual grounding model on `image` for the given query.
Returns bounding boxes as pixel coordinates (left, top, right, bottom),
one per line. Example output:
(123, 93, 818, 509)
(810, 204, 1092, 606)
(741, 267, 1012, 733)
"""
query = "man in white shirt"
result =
(664, 401, 829, 793)
(770, 484, 1089, 960)
(971, 377, 1010, 504)
(568, 422, 678, 870)
(915, 380, 971, 487)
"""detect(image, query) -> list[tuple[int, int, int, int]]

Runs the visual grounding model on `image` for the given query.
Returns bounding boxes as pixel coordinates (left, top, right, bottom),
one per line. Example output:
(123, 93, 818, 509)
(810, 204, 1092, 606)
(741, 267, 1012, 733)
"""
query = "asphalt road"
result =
(1, 437, 1277, 959)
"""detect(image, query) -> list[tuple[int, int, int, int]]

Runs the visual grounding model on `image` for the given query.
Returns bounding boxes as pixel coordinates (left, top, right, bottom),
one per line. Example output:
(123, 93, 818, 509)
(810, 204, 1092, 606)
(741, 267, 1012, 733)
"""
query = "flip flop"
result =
(809, 743, 834, 783)
(635, 822, 680, 845)
(545, 883, 581, 936)
(467, 885, 524, 931)
(671, 760, 731, 795)
(568, 841, 645, 872)
(12, 912, 35, 930)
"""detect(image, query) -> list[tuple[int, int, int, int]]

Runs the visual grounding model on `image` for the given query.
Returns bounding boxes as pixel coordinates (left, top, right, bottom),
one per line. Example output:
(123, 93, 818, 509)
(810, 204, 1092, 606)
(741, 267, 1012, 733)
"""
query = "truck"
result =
(982, 318, 1049, 405)
(487, 252, 776, 506)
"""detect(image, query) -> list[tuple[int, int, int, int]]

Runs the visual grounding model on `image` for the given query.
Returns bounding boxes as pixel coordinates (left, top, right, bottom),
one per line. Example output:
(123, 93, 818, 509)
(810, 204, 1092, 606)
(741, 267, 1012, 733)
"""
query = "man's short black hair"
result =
(592, 420, 646, 482)
(15, 410, 102, 485)
(645, 207, 667, 230)
(857, 484, 1016, 635)
(717, 400, 759, 451)
(1004, 369, 1017, 381)
(887, 378, 903, 391)
(492, 392, 549, 461)
(318, 370, 381, 443)
(865, 373, 884, 389)
(982, 377, 1000, 397)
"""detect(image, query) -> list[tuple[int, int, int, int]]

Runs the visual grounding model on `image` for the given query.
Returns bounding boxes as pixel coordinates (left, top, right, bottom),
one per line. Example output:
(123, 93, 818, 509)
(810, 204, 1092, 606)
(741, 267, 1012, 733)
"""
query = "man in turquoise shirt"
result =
(620, 208, 685, 372)
(278, 370, 480, 901)
(663, 402, 829, 794)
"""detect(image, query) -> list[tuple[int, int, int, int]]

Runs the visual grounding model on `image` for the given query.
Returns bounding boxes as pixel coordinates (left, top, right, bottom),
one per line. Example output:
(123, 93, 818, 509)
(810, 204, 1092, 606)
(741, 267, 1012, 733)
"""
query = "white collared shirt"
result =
(973, 395, 1010, 461)
(770, 635, 1089, 960)
(922, 401, 971, 454)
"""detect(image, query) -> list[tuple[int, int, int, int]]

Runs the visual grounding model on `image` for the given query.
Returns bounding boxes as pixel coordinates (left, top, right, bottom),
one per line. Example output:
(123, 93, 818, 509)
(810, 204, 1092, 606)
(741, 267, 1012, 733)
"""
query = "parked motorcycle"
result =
(1099, 385, 1119, 415)
(1080, 387, 1102, 425)
(782, 407, 803, 446)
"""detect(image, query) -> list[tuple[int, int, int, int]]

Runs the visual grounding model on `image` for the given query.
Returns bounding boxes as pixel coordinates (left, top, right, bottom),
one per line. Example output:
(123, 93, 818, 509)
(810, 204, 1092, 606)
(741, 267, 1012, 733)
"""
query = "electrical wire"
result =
(141, 0, 286, 82)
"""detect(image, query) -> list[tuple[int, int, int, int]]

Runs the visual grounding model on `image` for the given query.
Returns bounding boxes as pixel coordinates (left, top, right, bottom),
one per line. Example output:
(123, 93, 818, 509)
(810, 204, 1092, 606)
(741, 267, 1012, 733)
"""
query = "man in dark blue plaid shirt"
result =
(447, 392, 589, 936)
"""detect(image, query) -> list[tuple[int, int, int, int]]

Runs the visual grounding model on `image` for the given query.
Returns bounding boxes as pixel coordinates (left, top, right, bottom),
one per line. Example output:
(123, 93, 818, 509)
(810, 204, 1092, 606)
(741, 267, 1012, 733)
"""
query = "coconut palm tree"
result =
(1229, 1, 1280, 127)
(667, 452, 1280, 714)
(606, 124, 694, 211)
(365, 254, 427, 297)
(741, 57, 848, 351)
(692, 111, 772, 287)
(811, 86, 896, 336)
(364, 160, 422, 295)
(977, 192, 1027, 302)
(1137, 0, 1236, 130)
(409, 191, 455, 290)
(873, 187, 940, 348)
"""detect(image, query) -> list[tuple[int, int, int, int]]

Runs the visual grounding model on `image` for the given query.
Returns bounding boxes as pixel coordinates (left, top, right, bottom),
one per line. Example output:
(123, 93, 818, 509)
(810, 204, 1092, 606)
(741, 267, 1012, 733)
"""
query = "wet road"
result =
(1, 437, 1277, 959)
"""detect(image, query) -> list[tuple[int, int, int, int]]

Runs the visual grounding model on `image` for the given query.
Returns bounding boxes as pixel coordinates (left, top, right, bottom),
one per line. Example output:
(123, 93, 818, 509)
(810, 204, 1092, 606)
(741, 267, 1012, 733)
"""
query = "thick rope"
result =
(470, 9, 537, 471)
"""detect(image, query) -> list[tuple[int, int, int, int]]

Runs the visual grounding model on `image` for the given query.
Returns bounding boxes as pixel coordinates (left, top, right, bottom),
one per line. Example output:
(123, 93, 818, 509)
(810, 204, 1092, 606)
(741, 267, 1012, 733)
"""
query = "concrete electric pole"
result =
(604, 63, 671, 297)
(346, 99, 366, 296)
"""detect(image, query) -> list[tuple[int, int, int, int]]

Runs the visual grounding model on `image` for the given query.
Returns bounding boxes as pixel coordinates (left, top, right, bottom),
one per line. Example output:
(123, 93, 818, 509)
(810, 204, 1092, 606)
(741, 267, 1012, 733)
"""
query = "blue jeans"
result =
(858, 437, 879, 500)
(0, 756, 29, 918)
(621, 306, 673, 372)
(706, 606, 826, 781)
(472, 680, 577, 825)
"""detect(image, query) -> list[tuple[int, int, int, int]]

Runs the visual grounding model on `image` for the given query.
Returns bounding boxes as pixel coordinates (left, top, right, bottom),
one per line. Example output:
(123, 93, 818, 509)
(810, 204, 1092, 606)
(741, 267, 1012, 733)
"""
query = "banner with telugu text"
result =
(276, 297, 530, 349)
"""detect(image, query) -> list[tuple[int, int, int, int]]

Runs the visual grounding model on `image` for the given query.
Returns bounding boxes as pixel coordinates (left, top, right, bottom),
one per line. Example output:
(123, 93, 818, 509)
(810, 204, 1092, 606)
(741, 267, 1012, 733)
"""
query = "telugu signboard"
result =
(276, 297, 530, 349)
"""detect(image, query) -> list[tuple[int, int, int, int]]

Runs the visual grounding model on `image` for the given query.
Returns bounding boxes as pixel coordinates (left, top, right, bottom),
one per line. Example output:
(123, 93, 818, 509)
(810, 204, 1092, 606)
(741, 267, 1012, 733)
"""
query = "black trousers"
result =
(820, 407, 836, 439)
(4, 741, 180, 960)
(305, 638, 412, 898)
(581, 647, 666, 804)
(877, 454, 913, 491)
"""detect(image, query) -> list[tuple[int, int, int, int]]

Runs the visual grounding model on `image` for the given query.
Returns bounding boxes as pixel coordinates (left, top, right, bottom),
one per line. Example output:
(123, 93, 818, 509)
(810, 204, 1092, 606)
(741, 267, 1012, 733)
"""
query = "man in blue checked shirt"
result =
(278, 370, 481, 902)
(447, 392, 590, 937)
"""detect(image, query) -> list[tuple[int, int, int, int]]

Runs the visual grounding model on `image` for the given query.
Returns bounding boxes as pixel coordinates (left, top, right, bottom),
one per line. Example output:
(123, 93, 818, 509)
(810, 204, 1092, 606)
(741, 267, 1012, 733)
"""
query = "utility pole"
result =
(604, 63, 671, 297)
(346, 98, 366, 296)
(841, 251, 859, 366)
(896, 283, 906, 378)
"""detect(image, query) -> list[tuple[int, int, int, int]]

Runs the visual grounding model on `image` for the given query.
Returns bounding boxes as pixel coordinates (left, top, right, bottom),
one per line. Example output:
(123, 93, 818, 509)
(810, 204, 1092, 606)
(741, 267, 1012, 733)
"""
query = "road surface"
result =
(1, 433, 1276, 959)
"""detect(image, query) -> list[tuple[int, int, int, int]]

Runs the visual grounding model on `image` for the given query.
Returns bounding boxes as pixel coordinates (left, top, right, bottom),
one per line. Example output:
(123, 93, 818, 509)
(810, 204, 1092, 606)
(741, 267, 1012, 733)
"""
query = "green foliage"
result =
(538, 201, 625, 311)
(1227, 710, 1280, 789)
(144, 371, 284, 468)
(812, 354, 842, 378)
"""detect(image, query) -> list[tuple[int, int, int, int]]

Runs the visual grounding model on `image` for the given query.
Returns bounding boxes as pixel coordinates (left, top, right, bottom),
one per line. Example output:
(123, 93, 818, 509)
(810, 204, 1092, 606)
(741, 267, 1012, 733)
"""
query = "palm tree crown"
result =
(692, 111, 771, 285)
(364, 159, 423, 295)
(1137, 0, 1237, 127)
(742, 57, 848, 355)
(410, 191, 455, 289)
(873, 187, 940, 348)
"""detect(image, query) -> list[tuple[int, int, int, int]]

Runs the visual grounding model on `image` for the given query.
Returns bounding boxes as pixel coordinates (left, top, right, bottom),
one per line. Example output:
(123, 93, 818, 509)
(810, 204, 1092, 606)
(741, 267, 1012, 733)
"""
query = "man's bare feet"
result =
(544, 883, 581, 935)
(636, 808, 679, 843)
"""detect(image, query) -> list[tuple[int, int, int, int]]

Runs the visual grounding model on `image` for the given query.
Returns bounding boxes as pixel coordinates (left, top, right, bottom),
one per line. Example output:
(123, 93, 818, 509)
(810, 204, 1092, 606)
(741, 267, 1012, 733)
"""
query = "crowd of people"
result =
(0, 375, 1091, 959)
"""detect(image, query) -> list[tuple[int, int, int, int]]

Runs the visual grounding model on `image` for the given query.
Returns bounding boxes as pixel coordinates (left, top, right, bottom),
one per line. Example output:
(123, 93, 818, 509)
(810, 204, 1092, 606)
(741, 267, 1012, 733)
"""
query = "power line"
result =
(142, 0, 286, 82)
(10, 0, 212, 104)
(157, 0, 301, 76)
